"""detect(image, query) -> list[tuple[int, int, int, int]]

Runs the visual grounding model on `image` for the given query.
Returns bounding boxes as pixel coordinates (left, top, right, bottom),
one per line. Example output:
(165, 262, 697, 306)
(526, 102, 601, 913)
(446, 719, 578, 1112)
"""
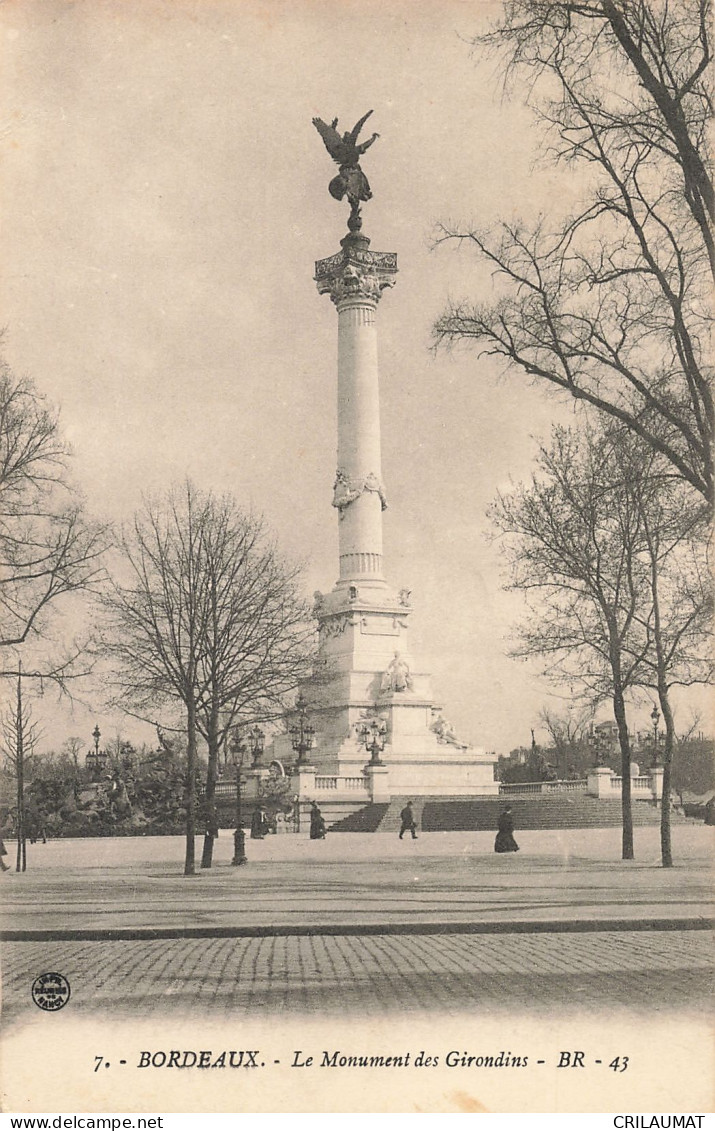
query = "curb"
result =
(2, 916, 712, 942)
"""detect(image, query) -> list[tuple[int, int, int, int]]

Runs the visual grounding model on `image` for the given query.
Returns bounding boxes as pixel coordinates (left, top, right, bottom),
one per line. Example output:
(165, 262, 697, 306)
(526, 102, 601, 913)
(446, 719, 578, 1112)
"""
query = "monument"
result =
(269, 113, 497, 804)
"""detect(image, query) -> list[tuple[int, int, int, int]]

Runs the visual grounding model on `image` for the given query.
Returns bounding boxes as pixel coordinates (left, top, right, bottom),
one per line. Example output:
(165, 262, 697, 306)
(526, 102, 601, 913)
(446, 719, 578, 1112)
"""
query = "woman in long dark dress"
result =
(250, 806, 268, 840)
(309, 802, 326, 840)
(494, 806, 519, 853)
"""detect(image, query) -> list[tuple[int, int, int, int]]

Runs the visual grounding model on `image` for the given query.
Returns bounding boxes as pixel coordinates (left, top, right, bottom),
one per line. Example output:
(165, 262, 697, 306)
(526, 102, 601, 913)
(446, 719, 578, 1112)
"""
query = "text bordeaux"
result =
(137, 1050, 260, 1069)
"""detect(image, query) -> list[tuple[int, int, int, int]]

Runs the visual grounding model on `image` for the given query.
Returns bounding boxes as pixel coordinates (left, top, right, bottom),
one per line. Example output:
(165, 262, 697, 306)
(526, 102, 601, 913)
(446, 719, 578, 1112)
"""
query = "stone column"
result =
(315, 235, 397, 586)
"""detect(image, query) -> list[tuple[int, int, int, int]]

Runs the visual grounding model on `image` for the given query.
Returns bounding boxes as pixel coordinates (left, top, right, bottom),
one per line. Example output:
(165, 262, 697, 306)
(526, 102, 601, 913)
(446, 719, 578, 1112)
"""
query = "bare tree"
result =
(60, 735, 85, 771)
(0, 358, 107, 687)
(434, 0, 713, 504)
(0, 662, 42, 870)
(494, 419, 711, 862)
(620, 444, 712, 865)
(192, 494, 313, 868)
(492, 425, 653, 859)
(103, 481, 313, 873)
(539, 706, 593, 778)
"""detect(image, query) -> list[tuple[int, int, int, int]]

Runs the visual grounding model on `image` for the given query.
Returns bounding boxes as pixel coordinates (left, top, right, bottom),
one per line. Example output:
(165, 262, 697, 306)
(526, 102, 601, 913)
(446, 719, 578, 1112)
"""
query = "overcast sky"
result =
(1, 0, 697, 757)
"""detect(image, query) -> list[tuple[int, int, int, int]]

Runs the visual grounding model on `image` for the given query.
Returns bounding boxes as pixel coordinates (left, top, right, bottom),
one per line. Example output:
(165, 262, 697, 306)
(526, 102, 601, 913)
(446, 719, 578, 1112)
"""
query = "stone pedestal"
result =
(587, 766, 614, 798)
(295, 764, 316, 800)
(650, 766, 664, 800)
(244, 765, 270, 802)
(365, 762, 390, 802)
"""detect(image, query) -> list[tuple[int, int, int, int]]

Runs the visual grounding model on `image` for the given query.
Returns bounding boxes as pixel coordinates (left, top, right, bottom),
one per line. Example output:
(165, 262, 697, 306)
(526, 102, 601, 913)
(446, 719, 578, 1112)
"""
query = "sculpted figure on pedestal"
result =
(430, 713, 466, 748)
(380, 651, 413, 694)
(332, 468, 388, 515)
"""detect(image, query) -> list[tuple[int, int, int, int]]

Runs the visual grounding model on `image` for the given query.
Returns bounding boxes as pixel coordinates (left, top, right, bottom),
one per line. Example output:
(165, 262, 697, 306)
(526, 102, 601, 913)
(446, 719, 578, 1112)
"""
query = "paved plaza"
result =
(3, 929, 713, 1022)
(1, 826, 712, 1021)
(2, 826, 713, 934)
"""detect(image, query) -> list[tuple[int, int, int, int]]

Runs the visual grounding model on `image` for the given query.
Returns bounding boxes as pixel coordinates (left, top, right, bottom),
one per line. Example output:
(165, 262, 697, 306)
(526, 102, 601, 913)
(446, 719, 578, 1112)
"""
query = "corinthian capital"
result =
(315, 247, 398, 307)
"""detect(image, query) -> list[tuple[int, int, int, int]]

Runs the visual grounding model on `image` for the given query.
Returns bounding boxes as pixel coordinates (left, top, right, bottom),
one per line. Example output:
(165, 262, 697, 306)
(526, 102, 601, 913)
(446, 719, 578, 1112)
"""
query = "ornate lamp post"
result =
(85, 724, 107, 781)
(358, 715, 387, 766)
(651, 705, 661, 768)
(230, 726, 265, 866)
(230, 731, 248, 867)
(289, 694, 315, 765)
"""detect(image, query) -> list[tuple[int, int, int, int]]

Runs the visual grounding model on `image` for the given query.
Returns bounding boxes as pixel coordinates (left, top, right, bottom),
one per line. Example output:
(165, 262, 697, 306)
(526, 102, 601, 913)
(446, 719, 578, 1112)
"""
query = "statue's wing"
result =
(312, 117, 344, 161)
(347, 109, 374, 144)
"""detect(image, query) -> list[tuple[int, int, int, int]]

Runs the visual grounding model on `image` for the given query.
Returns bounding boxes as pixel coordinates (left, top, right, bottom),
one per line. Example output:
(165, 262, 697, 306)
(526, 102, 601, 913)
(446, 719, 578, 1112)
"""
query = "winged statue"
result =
(312, 110, 380, 228)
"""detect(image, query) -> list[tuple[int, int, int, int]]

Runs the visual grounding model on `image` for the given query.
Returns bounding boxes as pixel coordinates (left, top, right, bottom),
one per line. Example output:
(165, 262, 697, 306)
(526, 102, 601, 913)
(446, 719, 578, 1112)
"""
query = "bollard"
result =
(232, 826, 247, 866)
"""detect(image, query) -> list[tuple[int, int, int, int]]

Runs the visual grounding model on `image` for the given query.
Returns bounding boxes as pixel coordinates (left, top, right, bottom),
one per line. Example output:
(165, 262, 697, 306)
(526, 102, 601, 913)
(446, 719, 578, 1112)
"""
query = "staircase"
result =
(329, 797, 425, 833)
(421, 795, 687, 832)
(327, 803, 389, 833)
(379, 797, 427, 834)
(328, 794, 687, 833)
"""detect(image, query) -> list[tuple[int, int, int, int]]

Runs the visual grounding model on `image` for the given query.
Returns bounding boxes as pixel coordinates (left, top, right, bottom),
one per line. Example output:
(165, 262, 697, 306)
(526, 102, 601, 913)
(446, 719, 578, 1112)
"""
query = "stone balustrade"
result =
(588, 765, 663, 800)
(498, 770, 664, 801)
(314, 775, 369, 793)
(499, 780, 587, 796)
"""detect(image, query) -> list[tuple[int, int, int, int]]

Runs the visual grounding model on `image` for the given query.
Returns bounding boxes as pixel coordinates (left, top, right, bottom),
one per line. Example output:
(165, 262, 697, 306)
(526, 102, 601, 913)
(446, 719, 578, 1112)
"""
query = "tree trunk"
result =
(184, 698, 197, 876)
(612, 682, 634, 860)
(200, 742, 219, 869)
(15, 665, 26, 873)
(645, 525, 675, 869)
(200, 701, 221, 869)
(658, 684, 676, 868)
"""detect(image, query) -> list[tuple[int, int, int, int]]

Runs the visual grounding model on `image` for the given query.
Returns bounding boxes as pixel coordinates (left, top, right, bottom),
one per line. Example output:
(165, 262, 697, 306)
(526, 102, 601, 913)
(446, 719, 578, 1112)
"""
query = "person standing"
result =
(309, 801, 326, 840)
(399, 800, 417, 840)
(494, 806, 519, 853)
(250, 806, 269, 840)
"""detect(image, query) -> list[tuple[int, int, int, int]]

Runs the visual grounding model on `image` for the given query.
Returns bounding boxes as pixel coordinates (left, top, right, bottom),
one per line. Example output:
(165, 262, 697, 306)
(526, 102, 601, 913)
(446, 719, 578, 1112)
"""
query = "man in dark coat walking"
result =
(399, 800, 418, 840)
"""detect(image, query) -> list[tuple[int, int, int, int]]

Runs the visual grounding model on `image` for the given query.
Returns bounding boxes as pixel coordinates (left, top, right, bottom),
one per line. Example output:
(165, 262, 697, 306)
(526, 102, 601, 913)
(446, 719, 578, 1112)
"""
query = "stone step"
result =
(328, 795, 689, 833)
(422, 797, 686, 832)
(327, 803, 389, 833)
(379, 797, 426, 834)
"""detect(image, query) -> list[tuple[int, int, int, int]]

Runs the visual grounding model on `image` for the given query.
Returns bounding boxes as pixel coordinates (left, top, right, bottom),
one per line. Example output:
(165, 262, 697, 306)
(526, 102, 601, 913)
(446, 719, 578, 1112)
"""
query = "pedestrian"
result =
(309, 801, 326, 840)
(250, 806, 269, 840)
(399, 800, 418, 840)
(0, 837, 9, 872)
(494, 805, 519, 853)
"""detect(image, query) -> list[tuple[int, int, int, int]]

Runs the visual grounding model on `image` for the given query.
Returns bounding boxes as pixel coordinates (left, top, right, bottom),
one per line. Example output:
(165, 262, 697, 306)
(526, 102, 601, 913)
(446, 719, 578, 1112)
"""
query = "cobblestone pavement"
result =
(3, 930, 713, 1021)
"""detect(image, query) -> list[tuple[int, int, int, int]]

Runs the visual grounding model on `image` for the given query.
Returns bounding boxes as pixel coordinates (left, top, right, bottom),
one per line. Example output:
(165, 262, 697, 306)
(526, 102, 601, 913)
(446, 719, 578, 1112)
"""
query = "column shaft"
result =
(336, 298, 383, 579)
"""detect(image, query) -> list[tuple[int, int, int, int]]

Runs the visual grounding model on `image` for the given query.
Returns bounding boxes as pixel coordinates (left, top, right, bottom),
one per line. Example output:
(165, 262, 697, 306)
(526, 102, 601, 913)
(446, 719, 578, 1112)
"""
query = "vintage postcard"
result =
(0, 0, 712, 1116)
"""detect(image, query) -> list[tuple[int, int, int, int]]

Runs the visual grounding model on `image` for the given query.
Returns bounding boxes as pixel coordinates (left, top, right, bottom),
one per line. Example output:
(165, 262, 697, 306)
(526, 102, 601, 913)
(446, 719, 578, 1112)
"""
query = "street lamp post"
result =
(651, 705, 661, 768)
(230, 726, 265, 866)
(85, 724, 106, 781)
(230, 732, 248, 866)
(358, 716, 387, 766)
(289, 694, 315, 765)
